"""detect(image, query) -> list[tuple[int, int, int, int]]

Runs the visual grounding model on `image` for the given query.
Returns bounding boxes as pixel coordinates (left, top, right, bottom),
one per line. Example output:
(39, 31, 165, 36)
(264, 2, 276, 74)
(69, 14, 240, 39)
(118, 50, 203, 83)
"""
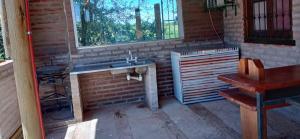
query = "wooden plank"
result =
(238, 58, 249, 76)
(220, 88, 289, 111)
(64, 119, 97, 139)
(4, 0, 43, 138)
(218, 65, 300, 93)
(240, 107, 267, 139)
(220, 88, 257, 111)
(248, 59, 265, 81)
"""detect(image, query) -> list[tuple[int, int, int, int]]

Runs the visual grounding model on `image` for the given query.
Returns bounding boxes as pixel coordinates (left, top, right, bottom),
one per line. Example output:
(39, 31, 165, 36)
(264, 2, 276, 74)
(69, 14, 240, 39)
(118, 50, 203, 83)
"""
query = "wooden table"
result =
(218, 65, 300, 139)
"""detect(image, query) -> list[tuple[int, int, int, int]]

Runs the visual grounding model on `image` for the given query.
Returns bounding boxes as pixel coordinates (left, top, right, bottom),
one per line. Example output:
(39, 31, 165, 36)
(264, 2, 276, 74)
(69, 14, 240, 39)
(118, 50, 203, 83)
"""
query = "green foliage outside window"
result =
(0, 22, 4, 60)
(73, 0, 179, 47)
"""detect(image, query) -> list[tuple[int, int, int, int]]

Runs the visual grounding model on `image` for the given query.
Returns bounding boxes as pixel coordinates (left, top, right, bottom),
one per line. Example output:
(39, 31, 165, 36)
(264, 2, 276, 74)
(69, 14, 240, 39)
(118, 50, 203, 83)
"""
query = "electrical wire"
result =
(208, 9, 224, 44)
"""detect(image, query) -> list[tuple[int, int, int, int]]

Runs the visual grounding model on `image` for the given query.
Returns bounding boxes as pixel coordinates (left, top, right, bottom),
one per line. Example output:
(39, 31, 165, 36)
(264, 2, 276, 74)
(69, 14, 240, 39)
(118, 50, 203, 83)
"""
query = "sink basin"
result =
(110, 60, 149, 68)
(109, 60, 150, 75)
(110, 62, 133, 75)
(135, 67, 147, 74)
(134, 61, 147, 65)
(110, 62, 132, 68)
(73, 64, 110, 73)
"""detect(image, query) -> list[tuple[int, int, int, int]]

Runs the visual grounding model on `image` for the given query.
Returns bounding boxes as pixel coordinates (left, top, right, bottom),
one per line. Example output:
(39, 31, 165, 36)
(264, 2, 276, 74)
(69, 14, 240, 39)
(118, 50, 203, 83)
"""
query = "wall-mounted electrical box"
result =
(206, 0, 237, 16)
(207, 0, 226, 9)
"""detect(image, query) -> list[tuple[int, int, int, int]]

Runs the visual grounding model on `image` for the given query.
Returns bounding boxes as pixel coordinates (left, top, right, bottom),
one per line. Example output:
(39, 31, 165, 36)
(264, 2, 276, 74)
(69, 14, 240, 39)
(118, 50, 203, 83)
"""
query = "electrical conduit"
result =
(24, 0, 46, 138)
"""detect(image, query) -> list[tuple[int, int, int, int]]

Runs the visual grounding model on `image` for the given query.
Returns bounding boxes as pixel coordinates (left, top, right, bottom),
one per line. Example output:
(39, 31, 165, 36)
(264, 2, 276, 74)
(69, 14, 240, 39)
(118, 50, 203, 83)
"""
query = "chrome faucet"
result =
(126, 50, 138, 63)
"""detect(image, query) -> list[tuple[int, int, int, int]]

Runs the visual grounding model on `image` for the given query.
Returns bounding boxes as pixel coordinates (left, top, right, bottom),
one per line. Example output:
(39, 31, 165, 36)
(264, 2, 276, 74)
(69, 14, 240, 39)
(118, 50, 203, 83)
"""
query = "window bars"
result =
(0, 25, 5, 60)
(244, 0, 294, 45)
(161, 0, 179, 39)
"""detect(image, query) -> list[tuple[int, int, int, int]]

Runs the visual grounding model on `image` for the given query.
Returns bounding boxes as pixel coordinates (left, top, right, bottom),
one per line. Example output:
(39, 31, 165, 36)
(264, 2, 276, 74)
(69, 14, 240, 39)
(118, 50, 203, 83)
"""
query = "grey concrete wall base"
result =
(145, 63, 159, 111)
(70, 74, 83, 122)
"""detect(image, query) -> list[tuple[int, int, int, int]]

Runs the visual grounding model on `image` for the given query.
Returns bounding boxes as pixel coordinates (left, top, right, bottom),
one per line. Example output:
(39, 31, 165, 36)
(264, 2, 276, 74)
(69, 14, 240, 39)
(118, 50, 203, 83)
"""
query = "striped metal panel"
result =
(171, 47, 239, 104)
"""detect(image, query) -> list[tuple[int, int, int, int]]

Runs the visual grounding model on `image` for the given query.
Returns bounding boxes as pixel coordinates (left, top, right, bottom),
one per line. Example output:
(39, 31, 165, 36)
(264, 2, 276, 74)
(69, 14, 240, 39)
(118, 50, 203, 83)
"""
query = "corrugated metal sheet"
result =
(171, 47, 239, 104)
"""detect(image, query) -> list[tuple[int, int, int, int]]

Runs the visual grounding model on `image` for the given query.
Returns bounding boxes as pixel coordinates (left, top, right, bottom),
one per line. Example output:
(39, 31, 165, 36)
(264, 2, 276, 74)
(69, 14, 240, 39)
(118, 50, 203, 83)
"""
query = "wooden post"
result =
(240, 107, 267, 139)
(238, 58, 249, 76)
(154, 4, 162, 40)
(248, 59, 265, 81)
(4, 0, 43, 138)
(135, 8, 143, 40)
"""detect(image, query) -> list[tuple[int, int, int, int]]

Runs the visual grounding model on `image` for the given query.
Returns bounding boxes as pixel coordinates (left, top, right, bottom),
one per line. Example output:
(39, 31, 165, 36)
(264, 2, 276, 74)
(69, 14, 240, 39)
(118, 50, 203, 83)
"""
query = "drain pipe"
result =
(127, 73, 143, 81)
(24, 0, 46, 138)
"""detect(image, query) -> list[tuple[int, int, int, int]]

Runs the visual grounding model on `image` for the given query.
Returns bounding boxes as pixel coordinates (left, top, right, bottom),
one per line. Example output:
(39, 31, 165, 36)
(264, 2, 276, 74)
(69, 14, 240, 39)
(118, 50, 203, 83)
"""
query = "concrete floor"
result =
(43, 107, 75, 130)
(46, 98, 300, 139)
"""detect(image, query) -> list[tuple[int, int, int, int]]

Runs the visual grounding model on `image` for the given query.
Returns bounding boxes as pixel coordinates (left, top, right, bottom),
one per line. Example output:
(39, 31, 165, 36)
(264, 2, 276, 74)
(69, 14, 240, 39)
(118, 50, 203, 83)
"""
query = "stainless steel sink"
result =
(73, 64, 110, 73)
(109, 60, 150, 75)
(110, 60, 149, 68)
(110, 62, 132, 68)
(134, 60, 147, 65)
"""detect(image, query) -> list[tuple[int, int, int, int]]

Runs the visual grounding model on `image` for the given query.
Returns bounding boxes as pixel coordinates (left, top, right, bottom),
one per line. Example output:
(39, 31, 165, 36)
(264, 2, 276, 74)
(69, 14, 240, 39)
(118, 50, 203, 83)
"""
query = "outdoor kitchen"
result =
(0, 0, 300, 139)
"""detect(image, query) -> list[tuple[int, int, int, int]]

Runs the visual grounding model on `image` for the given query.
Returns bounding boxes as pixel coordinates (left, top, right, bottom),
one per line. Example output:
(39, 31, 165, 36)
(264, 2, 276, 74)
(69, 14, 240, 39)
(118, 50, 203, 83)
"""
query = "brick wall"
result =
(182, 0, 224, 41)
(224, 0, 300, 68)
(29, 0, 225, 110)
(0, 61, 21, 139)
(79, 72, 145, 110)
(29, 0, 75, 110)
(29, 0, 75, 67)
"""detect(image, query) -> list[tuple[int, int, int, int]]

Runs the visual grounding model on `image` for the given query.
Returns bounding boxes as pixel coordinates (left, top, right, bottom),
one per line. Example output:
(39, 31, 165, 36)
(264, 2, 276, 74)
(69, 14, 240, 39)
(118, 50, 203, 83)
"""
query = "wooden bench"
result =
(220, 58, 300, 139)
(220, 88, 289, 139)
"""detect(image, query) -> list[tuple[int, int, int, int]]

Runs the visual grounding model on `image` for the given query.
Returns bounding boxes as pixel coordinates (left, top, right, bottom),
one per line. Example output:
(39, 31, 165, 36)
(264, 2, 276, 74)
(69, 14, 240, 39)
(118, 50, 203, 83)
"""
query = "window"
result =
(72, 0, 180, 47)
(243, 0, 295, 45)
(0, 20, 4, 60)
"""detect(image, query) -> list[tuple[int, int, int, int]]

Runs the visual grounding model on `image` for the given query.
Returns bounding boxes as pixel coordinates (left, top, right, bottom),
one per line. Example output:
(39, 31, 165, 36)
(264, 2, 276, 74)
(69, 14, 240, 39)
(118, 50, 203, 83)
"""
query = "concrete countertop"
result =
(70, 59, 155, 75)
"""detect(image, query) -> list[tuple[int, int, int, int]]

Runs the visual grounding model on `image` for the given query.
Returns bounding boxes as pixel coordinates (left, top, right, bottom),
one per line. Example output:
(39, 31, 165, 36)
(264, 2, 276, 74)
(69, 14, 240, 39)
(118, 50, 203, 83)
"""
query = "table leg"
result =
(256, 92, 265, 139)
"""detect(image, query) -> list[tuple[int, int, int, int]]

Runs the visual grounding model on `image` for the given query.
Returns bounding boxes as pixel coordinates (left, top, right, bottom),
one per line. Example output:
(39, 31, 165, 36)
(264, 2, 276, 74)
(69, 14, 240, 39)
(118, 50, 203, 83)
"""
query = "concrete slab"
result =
(46, 98, 300, 139)
(160, 99, 233, 139)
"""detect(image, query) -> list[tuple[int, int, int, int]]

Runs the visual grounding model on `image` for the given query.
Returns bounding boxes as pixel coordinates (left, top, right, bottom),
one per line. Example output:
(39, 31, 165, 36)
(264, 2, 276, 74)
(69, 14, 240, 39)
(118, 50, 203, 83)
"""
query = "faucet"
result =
(126, 50, 138, 63)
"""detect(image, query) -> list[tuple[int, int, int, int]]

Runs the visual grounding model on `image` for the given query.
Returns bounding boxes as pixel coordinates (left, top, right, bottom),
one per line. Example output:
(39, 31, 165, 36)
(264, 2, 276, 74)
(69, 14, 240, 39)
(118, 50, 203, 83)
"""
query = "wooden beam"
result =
(135, 8, 143, 40)
(154, 4, 162, 40)
(238, 58, 249, 76)
(240, 107, 267, 139)
(248, 59, 265, 81)
(4, 0, 43, 138)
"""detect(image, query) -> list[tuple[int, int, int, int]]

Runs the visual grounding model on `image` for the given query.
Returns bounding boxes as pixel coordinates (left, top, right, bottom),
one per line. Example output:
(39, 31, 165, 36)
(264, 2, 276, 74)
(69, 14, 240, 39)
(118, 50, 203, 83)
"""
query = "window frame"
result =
(70, 0, 185, 48)
(243, 0, 295, 46)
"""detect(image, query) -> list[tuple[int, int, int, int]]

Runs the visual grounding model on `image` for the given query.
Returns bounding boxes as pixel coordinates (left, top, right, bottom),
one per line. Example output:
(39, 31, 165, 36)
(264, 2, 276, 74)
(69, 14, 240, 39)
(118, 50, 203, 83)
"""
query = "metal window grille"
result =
(161, 0, 179, 39)
(244, 0, 294, 45)
(0, 24, 5, 59)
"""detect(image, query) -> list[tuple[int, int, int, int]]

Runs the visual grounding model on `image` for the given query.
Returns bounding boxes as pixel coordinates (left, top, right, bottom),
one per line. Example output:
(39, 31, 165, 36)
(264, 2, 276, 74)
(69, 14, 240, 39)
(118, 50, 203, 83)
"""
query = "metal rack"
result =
(37, 65, 72, 113)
